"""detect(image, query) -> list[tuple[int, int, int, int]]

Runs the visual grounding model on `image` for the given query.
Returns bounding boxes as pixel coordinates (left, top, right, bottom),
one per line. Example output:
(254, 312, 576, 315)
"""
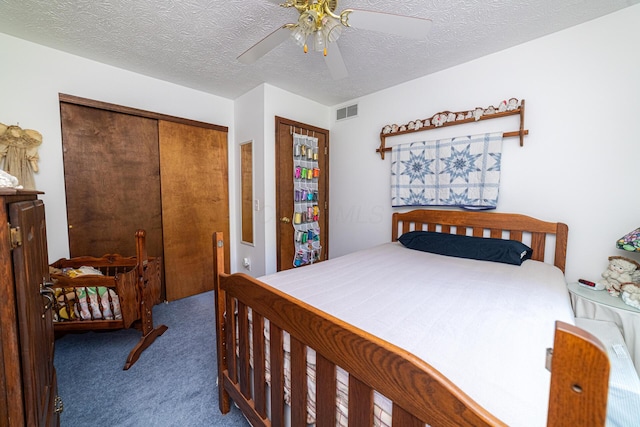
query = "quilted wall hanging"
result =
(378, 98, 528, 210)
(391, 132, 502, 209)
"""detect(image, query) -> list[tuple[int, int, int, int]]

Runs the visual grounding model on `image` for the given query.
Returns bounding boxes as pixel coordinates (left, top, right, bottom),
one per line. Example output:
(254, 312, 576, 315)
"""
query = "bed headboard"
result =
(392, 209, 568, 273)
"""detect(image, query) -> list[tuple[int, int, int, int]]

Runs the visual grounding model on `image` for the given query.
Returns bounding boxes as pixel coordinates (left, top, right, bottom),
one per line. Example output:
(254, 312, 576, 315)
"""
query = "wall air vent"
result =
(336, 103, 358, 121)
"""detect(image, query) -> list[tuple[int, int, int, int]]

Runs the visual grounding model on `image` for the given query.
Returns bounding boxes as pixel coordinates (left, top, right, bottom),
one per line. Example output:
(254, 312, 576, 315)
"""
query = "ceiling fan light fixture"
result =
(322, 16, 342, 43)
(288, 2, 345, 55)
(313, 30, 326, 54)
(294, 18, 341, 56)
(291, 26, 307, 48)
(238, 0, 432, 79)
(298, 9, 318, 32)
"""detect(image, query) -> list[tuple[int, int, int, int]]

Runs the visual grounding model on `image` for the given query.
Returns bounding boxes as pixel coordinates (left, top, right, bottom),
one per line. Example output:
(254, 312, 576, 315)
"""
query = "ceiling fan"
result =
(237, 0, 432, 80)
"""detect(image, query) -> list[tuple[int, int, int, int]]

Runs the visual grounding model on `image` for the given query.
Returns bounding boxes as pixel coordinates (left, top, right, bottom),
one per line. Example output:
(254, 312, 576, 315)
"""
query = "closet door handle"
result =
(40, 281, 56, 318)
(40, 282, 55, 297)
(54, 395, 64, 414)
(280, 217, 291, 223)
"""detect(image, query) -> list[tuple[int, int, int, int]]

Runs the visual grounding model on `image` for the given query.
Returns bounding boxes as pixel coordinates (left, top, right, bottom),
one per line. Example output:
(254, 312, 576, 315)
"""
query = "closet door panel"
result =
(158, 120, 230, 301)
(60, 103, 164, 260)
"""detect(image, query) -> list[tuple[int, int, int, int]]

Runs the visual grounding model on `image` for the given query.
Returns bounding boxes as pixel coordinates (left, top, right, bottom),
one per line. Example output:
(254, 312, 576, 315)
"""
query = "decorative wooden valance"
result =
(376, 98, 528, 159)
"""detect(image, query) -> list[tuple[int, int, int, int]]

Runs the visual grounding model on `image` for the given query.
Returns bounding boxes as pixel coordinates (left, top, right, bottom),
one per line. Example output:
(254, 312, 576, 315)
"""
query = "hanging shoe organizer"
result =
(292, 133, 322, 267)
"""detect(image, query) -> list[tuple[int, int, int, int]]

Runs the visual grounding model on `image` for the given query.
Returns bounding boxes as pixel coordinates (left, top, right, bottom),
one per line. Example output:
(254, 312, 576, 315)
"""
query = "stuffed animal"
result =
(621, 282, 640, 309)
(598, 256, 640, 296)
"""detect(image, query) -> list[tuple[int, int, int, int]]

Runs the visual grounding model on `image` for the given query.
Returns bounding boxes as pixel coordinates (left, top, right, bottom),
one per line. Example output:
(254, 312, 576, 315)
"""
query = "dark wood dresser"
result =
(0, 189, 61, 426)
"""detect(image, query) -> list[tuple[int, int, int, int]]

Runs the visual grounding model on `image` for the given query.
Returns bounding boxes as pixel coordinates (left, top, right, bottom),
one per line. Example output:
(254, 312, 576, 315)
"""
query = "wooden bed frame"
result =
(213, 210, 610, 426)
(50, 229, 168, 370)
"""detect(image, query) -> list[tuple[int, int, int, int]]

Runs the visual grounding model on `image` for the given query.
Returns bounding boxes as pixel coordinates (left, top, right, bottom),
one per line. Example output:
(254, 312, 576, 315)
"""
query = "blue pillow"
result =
(398, 231, 533, 266)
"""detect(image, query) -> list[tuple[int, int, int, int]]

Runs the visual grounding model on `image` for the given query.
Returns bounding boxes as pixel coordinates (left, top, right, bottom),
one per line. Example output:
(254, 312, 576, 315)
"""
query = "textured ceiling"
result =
(0, 0, 638, 106)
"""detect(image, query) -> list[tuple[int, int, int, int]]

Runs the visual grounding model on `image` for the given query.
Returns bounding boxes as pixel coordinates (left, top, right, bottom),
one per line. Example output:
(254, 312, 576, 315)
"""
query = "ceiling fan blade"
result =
(324, 42, 348, 80)
(237, 25, 292, 64)
(344, 10, 432, 39)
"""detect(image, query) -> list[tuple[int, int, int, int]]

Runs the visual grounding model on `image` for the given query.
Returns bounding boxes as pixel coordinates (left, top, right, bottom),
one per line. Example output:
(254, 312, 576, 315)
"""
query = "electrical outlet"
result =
(254, 199, 260, 211)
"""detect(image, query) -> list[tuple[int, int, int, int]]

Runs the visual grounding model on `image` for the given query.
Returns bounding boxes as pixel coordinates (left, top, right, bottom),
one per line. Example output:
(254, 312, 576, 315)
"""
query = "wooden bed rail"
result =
(392, 209, 568, 273)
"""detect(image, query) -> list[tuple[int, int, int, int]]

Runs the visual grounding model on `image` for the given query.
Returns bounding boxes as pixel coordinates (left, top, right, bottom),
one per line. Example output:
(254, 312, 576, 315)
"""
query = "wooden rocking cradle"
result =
(49, 229, 168, 370)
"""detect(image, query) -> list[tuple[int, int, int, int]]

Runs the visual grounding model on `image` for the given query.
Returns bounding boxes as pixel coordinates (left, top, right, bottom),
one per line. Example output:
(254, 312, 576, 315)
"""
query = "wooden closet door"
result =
(60, 102, 164, 260)
(158, 120, 230, 301)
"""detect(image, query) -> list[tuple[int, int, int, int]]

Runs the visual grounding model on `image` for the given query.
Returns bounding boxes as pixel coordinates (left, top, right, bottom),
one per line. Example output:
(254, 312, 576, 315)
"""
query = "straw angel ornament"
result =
(0, 123, 42, 190)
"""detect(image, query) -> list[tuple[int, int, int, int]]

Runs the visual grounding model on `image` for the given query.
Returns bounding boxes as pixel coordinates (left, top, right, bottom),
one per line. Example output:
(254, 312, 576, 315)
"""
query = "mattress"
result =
(257, 242, 575, 427)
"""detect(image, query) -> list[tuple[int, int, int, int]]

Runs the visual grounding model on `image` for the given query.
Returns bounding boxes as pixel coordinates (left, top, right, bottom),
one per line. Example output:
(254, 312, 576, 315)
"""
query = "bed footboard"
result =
(212, 232, 608, 426)
(213, 233, 504, 426)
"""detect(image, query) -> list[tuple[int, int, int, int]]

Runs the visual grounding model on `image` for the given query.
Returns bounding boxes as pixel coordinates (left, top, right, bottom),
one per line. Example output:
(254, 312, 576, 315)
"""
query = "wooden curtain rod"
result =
(376, 99, 527, 159)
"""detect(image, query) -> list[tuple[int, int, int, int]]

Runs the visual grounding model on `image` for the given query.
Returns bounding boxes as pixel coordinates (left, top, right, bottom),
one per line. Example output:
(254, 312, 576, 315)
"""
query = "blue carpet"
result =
(54, 291, 248, 426)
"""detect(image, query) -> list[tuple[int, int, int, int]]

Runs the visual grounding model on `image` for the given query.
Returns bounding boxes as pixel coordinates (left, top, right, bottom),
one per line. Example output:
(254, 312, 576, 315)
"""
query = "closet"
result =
(0, 190, 61, 426)
(59, 94, 230, 301)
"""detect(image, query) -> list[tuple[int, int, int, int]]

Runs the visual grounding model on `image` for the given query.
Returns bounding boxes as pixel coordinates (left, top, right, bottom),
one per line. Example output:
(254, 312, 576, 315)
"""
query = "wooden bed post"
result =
(553, 223, 568, 273)
(547, 321, 609, 427)
(212, 232, 231, 414)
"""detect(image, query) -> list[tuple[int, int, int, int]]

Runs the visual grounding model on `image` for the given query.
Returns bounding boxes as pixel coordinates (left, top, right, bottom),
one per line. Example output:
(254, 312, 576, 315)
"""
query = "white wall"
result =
(0, 33, 235, 264)
(234, 85, 265, 275)
(328, 5, 640, 284)
(263, 84, 330, 274)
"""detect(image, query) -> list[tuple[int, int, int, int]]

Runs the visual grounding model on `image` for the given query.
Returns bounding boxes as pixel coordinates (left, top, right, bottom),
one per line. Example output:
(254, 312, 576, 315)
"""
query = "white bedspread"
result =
(258, 242, 575, 427)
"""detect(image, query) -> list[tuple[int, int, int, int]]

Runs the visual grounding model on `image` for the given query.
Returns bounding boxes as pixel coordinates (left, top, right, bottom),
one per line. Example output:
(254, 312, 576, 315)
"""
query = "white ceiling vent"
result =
(336, 104, 358, 121)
